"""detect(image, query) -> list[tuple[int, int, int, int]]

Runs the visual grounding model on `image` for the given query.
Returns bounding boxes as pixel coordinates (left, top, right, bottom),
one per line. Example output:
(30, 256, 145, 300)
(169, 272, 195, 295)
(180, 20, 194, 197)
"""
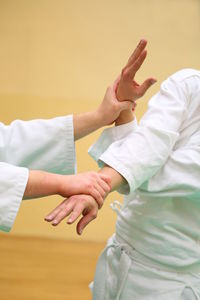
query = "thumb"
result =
(118, 100, 134, 111)
(112, 75, 121, 94)
(139, 77, 157, 96)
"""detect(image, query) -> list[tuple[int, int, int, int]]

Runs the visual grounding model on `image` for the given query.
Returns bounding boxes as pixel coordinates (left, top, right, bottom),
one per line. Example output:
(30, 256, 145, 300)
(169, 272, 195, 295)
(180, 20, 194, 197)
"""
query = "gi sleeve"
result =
(88, 119, 138, 166)
(146, 138, 200, 196)
(91, 74, 188, 194)
(0, 162, 29, 232)
(0, 115, 76, 175)
(0, 114, 76, 232)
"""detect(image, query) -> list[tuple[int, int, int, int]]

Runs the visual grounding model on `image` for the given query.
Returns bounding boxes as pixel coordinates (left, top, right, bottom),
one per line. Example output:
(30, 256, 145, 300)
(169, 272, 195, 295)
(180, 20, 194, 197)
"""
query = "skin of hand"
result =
(24, 170, 111, 207)
(115, 39, 157, 126)
(58, 172, 111, 207)
(45, 194, 99, 235)
(94, 80, 135, 126)
(73, 82, 134, 140)
(44, 166, 125, 235)
(73, 40, 156, 140)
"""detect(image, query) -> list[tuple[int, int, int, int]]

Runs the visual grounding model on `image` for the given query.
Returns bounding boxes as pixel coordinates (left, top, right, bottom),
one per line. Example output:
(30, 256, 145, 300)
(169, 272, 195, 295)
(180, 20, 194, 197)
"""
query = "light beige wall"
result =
(0, 0, 199, 241)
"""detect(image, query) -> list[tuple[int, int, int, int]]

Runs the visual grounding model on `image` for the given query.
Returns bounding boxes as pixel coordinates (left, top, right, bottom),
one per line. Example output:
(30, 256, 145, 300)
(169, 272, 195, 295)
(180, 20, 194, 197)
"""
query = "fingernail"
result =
(52, 220, 58, 226)
(67, 218, 73, 224)
(45, 216, 52, 221)
(79, 229, 83, 235)
(139, 39, 146, 45)
(151, 78, 157, 84)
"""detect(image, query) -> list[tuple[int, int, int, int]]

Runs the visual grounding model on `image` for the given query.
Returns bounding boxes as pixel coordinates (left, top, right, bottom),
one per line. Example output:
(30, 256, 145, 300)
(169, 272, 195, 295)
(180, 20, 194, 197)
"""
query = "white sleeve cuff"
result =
(88, 119, 137, 164)
(0, 115, 76, 175)
(0, 163, 29, 232)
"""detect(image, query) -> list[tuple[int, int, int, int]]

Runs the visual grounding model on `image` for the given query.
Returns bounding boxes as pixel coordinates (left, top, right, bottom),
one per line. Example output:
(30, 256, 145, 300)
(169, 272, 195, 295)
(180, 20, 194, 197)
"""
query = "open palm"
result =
(117, 39, 156, 102)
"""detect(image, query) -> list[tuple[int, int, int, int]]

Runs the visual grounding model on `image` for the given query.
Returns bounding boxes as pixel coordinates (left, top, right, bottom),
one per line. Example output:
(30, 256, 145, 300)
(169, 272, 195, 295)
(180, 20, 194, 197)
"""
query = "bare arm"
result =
(98, 165, 126, 192)
(24, 169, 111, 206)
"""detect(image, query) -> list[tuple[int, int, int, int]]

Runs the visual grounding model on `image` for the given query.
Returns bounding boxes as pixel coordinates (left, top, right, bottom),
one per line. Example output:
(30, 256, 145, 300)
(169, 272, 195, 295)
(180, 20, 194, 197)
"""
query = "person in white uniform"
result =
(46, 41, 200, 299)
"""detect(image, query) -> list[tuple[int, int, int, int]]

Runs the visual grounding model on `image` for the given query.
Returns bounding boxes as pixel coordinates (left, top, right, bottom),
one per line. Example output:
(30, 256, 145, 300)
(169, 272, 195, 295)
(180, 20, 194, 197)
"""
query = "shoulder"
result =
(160, 69, 200, 97)
(168, 68, 200, 83)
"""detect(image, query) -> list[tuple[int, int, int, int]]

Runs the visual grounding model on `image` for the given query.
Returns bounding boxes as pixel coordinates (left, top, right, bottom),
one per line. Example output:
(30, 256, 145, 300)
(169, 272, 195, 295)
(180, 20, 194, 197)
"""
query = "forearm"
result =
(73, 110, 104, 141)
(99, 165, 126, 192)
(23, 170, 61, 199)
(115, 110, 135, 126)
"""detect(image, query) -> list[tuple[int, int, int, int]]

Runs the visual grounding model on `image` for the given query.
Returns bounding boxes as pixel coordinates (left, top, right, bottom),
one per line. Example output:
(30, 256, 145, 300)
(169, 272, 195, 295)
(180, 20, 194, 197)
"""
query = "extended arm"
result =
(44, 39, 157, 233)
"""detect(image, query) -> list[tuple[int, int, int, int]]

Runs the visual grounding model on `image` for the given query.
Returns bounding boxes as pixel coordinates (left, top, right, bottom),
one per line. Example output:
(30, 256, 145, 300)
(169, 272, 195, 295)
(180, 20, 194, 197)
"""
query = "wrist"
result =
(93, 109, 107, 127)
(24, 170, 61, 199)
(115, 110, 135, 126)
(116, 88, 125, 102)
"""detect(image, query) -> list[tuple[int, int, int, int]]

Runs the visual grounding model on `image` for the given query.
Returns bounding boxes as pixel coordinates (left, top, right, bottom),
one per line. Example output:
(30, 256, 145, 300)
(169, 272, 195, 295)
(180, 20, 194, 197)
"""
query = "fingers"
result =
(44, 199, 68, 222)
(45, 197, 86, 226)
(138, 77, 157, 97)
(92, 178, 110, 208)
(79, 172, 111, 208)
(98, 173, 112, 189)
(95, 179, 110, 199)
(67, 202, 86, 224)
(113, 75, 121, 92)
(44, 194, 99, 235)
(91, 174, 111, 208)
(45, 194, 99, 230)
(45, 199, 75, 226)
(90, 187, 104, 208)
(76, 209, 98, 235)
(122, 50, 147, 81)
(126, 39, 147, 68)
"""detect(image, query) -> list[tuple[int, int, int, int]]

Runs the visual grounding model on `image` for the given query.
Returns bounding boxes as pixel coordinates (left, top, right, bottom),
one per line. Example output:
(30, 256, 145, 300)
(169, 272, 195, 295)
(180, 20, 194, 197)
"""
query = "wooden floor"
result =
(0, 234, 105, 300)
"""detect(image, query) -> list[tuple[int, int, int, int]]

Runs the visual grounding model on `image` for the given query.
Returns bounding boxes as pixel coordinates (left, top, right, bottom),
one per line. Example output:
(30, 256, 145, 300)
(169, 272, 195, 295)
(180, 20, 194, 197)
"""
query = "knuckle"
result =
(91, 212, 97, 220)
(98, 201, 103, 209)
(121, 67, 126, 75)
(101, 190, 106, 197)
(138, 90, 144, 97)
(106, 86, 110, 92)
(96, 193, 101, 201)
(122, 70, 129, 79)
(87, 183, 93, 191)
(113, 102, 119, 111)
(69, 196, 75, 202)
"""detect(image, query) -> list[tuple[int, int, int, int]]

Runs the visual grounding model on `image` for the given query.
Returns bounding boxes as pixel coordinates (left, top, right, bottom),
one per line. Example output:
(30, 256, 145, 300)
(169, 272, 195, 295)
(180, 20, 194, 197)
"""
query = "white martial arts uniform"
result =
(89, 69, 200, 299)
(0, 115, 76, 232)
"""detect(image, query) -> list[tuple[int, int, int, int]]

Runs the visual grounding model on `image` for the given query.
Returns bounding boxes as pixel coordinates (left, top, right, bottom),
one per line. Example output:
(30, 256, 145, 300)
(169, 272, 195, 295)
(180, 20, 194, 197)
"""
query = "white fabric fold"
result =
(0, 115, 76, 231)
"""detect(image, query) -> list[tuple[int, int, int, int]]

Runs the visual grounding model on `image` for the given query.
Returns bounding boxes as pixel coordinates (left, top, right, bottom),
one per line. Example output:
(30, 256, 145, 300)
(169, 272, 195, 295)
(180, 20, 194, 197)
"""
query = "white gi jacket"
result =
(89, 69, 200, 299)
(0, 115, 75, 232)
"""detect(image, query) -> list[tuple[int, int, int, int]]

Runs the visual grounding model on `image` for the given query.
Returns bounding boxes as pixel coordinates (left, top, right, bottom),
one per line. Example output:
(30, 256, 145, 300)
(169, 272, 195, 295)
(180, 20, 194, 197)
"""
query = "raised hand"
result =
(45, 194, 98, 235)
(116, 39, 157, 102)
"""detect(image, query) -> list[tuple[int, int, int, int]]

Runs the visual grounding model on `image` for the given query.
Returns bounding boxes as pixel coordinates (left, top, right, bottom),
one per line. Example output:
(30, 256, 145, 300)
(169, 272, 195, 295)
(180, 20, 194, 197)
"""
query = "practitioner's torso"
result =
(117, 73, 200, 269)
